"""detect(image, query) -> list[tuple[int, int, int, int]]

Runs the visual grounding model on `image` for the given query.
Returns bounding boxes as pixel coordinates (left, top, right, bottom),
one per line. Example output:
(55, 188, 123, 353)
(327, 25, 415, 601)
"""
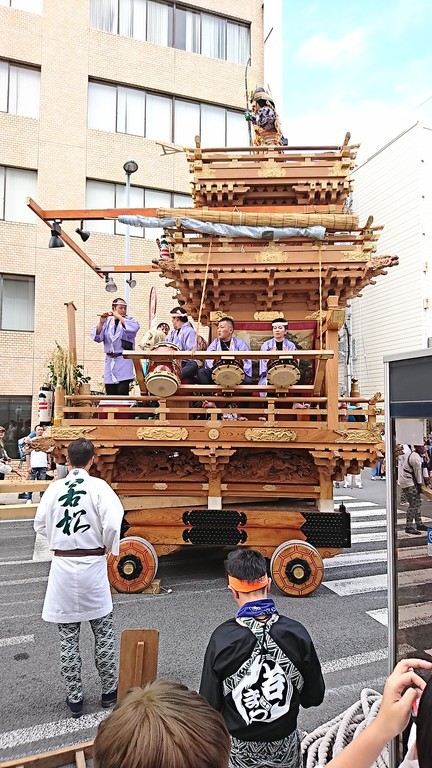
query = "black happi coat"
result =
(199, 614, 325, 742)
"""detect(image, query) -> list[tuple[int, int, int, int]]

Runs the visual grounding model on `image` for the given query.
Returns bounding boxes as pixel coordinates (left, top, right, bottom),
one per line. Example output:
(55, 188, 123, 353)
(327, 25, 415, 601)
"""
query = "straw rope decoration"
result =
(191, 235, 213, 355)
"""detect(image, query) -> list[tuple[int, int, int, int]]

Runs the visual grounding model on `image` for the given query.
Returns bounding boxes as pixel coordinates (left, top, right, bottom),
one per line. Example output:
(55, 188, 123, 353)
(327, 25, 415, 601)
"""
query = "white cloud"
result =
(295, 28, 365, 66)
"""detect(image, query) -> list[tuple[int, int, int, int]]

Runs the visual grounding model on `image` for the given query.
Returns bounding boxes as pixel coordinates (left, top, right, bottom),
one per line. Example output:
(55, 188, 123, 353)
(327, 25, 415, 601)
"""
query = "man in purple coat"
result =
(197, 317, 252, 385)
(166, 307, 199, 383)
(259, 318, 296, 387)
(91, 298, 140, 396)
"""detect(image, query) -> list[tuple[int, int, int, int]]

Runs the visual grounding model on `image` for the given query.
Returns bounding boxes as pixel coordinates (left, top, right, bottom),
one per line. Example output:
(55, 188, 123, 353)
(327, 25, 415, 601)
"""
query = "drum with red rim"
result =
(145, 342, 182, 397)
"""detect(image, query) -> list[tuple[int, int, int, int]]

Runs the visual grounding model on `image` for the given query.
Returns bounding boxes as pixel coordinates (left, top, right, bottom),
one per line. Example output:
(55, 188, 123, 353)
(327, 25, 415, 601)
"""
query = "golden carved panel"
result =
(253, 311, 284, 321)
(52, 427, 96, 438)
(136, 427, 189, 441)
(177, 253, 203, 264)
(341, 250, 368, 262)
(208, 429, 220, 440)
(335, 428, 382, 443)
(245, 428, 298, 442)
(255, 249, 288, 263)
(305, 310, 326, 320)
(211, 311, 229, 322)
(257, 160, 287, 178)
(153, 482, 168, 490)
(194, 167, 215, 178)
(263, 484, 277, 491)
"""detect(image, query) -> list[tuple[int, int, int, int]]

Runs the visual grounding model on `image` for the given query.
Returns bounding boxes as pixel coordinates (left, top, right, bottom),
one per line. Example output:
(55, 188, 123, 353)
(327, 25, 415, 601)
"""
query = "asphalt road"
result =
(0, 474, 431, 761)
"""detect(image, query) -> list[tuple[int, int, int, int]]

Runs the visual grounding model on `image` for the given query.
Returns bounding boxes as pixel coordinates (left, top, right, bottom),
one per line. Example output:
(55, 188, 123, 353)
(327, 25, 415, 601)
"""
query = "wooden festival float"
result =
(25, 132, 397, 599)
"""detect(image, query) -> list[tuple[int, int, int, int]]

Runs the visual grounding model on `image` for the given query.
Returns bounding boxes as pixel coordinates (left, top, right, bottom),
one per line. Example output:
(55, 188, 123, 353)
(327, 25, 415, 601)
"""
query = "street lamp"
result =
(123, 160, 138, 304)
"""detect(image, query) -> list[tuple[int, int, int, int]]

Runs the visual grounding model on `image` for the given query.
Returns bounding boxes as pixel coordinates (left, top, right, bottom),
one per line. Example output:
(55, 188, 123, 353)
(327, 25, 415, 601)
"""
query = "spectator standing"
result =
(33, 438, 124, 718)
(200, 549, 324, 768)
(0, 425, 11, 481)
(399, 445, 428, 535)
(24, 424, 48, 503)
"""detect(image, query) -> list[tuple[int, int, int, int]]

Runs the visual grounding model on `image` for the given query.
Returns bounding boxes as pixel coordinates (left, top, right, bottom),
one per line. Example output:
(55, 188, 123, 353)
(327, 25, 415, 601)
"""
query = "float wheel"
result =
(107, 536, 158, 593)
(270, 540, 324, 597)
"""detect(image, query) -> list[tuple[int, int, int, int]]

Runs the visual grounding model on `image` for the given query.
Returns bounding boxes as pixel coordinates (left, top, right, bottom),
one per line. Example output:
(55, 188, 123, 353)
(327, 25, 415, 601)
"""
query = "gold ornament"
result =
(255, 249, 288, 263)
(245, 428, 298, 442)
(52, 427, 96, 438)
(208, 429, 220, 440)
(341, 250, 368, 262)
(136, 427, 189, 441)
(335, 428, 382, 443)
(153, 482, 168, 490)
(263, 484, 277, 491)
(253, 311, 285, 321)
(257, 160, 286, 178)
(177, 253, 203, 264)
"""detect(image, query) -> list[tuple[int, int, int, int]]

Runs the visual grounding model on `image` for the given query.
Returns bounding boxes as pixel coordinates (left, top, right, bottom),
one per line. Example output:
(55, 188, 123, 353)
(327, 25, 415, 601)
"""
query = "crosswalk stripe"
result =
(351, 519, 387, 529)
(324, 568, 432, 596)
(0, 634, 34, 648)
(367, 601, 432, 628)
(334, 496, 355, 500)
(321, 648, 388, 673)
(334, 501, 378, 509)
(325, 545, 427, 569)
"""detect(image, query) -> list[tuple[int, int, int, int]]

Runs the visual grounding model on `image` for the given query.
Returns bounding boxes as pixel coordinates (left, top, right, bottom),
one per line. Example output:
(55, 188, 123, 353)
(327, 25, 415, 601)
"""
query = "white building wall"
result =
(350, 123, 432, 397)
(263, 0, 283, 109)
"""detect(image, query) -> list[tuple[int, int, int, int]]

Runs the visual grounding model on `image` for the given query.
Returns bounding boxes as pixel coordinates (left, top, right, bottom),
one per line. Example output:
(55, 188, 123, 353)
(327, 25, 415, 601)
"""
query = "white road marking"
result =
(0, 634, 34, 648)
(0, 711, 107, 749)
(0, 560, 44, 566)
(324, 568, 432, 596)
(32, 533, 52, 562)
(0, 576, 47, 587)
(321, 648, 388, 673)
(351, 519, 387, 529)
(324, 546, 427, 569)
(351, 530, 429, 543)
(334, 501, 378, 509)
(333, 495, 355, 500)
(367, 601, 432, 628)
(0, 518, 34, 524)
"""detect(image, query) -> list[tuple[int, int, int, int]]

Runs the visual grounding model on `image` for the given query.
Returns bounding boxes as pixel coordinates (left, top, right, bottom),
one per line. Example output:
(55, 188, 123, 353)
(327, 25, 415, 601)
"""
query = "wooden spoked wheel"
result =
(107, 536, 158, 593)
(270, 540, 324, 597)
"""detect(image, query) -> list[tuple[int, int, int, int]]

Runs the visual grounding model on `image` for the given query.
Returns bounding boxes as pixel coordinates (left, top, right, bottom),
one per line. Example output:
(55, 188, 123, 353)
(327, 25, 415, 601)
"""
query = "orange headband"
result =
(228, 575, 268, 593)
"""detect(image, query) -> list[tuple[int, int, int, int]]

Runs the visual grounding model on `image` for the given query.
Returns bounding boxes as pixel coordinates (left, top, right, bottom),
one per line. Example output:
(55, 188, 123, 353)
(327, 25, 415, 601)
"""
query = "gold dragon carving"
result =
(245, 428, 298, 442)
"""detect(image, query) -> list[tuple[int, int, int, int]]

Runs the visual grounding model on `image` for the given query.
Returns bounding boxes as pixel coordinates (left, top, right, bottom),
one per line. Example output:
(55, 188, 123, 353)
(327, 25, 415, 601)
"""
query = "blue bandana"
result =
(236, 598, 278, 619)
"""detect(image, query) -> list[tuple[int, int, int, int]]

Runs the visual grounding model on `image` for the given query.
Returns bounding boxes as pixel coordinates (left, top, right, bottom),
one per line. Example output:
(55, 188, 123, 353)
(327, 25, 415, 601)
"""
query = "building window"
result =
(89, 0, 250, 64)
(0, 61, 40, 118)
(0, 0, 42, 11)
(0, 166, 37, 223)
(0, 396, 33, 459)
(85, 180, 192, 239)
(88, 81, 249, 146)
(0, 274, 35, 331)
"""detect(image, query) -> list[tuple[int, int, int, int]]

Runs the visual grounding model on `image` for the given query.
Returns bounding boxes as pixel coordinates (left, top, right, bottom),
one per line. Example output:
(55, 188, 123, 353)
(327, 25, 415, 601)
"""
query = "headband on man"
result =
(170, 307, 188, 317)
(228, 574, 269, 593)
(271, 318, 288, 327)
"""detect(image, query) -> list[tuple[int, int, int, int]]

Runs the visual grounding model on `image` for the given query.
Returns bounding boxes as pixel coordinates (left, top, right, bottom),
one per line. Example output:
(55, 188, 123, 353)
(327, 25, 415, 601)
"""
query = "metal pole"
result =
(124, 171, 131, 305)
(384, 359, 397, 768)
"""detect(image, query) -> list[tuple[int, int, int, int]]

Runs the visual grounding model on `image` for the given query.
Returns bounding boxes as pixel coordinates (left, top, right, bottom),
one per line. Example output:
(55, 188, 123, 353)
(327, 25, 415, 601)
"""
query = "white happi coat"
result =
(34, 468, 124, 624)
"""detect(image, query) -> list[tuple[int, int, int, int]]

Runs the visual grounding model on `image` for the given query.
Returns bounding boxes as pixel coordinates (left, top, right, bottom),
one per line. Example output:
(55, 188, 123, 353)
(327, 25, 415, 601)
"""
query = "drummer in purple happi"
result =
(197, 317, 252, 385)
(166, 307, 198, 382)
(259, 318, 296, 389)
(91, 297, 140, 396)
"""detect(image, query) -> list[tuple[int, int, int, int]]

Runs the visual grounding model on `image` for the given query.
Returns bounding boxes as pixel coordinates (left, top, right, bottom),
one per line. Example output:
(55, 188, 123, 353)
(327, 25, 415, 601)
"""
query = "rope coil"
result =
(301, 689, 387, 768)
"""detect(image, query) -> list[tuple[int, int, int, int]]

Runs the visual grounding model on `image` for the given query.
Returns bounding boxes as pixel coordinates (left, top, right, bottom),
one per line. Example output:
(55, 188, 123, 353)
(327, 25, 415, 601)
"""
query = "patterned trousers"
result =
(57, 612, 117, 703)
(229, 729, 301, 768)
(404, 485, 422, 526)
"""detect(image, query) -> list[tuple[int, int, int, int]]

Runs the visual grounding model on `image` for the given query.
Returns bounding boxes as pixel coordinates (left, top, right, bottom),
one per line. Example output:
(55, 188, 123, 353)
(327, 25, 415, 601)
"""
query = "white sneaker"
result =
(356, 485, 363, 489)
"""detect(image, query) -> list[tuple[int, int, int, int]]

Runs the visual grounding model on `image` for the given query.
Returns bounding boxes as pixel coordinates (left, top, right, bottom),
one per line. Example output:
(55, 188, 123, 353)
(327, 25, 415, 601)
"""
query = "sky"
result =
(281, 0, 432, 161)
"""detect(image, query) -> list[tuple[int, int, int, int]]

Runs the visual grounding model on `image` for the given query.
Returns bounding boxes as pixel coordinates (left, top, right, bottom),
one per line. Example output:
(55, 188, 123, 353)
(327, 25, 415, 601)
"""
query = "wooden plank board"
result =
(118, 629, 159, 700)
(125, 508, 308, 528)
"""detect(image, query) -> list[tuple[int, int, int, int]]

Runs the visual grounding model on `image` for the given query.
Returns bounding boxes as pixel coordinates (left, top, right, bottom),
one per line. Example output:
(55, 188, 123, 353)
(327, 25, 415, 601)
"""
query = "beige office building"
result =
(0, 0, 264, 454)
